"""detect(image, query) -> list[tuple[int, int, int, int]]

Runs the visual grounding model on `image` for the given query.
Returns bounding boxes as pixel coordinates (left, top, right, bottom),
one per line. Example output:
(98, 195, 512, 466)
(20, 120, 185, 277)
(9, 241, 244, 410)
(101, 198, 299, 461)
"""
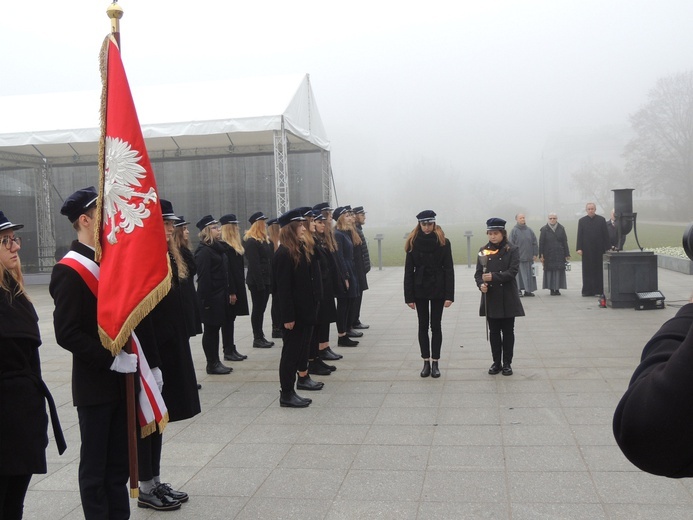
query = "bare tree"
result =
(624, 70, 693, 219)
(570, 160, 630, 212)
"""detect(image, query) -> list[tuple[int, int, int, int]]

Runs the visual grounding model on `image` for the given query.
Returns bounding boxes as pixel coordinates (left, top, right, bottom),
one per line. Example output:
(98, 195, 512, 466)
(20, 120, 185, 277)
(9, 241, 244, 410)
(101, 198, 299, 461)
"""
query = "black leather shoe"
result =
(138, 486, 181, 511)
(224, 350, 246, 361)
(524, 292, 535, 297)
(555, 290, 561, 295)
(319, 347, 342, 360)
(262, 337, 275, 347)
(293, 391, 312, 405)
(502, 364, 513, 376)
(346, 329, 363, 338)
(253, 338, 273, 348)
(431, 361, 441, 378)
(353, 322, 370, 329)
(197, 384, 202, 390)
(206, 362, 232, 375)
(338, 336, 359, 347)
(296, 375, 324, 391)
(156, 482, 188, 503)
(280, 392, 310, 408)
(488, 363, 502, 375)
(315, 357, 336, 371)
(420, 360, 431, 378)
(308, 359, 332, 376)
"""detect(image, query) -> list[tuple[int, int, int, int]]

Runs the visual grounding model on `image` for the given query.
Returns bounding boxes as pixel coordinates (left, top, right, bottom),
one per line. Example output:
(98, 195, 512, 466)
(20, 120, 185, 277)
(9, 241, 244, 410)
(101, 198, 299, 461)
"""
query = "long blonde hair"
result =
(0, 256, 26, 300)
(335, 214, 362, 246)
(268, 221, 280, 252)
(221, 223, 245, 255)
(199, 226, 217, 245)
(244, 220, 269, 243)
(404, 224, 446, 252)
(168, 238, 189, 280)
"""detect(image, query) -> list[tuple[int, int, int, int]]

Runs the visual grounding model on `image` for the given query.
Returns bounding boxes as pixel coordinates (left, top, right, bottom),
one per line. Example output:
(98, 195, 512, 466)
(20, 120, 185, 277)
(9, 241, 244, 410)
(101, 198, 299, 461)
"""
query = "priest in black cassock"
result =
(575, 202, 610, 296)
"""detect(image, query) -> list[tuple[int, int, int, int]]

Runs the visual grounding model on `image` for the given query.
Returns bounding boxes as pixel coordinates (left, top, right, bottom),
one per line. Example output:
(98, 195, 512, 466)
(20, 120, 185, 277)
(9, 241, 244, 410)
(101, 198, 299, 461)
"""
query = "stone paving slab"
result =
(21, 262, 693, 519)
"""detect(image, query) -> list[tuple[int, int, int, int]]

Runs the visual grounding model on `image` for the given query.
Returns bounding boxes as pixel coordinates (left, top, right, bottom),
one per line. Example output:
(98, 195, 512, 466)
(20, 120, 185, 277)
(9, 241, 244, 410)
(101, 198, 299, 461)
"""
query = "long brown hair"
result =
(268, 221, 280, 252)
(221, 223, 244, 255)
(335, 214, 362, 246)
(279, 222, 310, 267)
(320, 212, 337, 252)
(404, 223, 446, 252)
(301, 218, 315, 256)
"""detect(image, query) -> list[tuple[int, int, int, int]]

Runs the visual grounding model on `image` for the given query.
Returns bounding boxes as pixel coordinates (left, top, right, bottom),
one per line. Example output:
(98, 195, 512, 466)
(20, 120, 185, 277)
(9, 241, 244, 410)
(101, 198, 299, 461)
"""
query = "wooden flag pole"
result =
(106, 2, 138, 499)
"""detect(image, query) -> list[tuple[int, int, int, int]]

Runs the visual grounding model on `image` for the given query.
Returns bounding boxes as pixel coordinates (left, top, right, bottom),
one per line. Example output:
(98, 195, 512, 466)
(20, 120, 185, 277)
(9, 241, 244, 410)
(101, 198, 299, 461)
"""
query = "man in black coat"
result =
(350, 206, 371, 330)
(50, 187, 137, 520)
(575, 202, 610, 296)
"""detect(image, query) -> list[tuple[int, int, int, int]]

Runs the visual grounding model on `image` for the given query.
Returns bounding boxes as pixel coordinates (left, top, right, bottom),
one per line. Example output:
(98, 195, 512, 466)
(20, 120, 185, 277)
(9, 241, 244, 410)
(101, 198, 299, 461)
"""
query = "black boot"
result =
(224, 346, 246, 361)
(308, 359, 332, 376)
(420, 360, 431, 378)
(279, 390, 310, 408)
(502, 364, 513, 376)
(292, 390, 312, 405)
(206, 361, 232, 375)
(488, 363, 502, 375)
(431, 360, 441, 378)
(319, 347, 342, 360)
(296, 374, 324, 391)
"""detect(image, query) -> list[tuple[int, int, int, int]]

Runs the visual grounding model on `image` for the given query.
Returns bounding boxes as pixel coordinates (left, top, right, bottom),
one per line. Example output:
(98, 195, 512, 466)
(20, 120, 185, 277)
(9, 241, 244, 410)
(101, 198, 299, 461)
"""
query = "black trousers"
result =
(336, 297, 353, 334)
(221, 315, 237, 355)
(0, 474, 32, 520)
(349, 292, 364, 328)
(317, 321, 330, 344)
(415, 298, 445, 359)
(279, 324, 313, 392)
(488, 317, 515, 366)
(249, 286, 271, 338)
(137, 428, 163, 482)
(77, 400, 130, 520)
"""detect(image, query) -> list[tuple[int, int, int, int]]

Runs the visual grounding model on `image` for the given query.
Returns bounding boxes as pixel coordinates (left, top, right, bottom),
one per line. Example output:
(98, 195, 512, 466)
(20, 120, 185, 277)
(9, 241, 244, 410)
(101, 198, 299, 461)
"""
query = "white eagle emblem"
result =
(103, 136, 158, 244)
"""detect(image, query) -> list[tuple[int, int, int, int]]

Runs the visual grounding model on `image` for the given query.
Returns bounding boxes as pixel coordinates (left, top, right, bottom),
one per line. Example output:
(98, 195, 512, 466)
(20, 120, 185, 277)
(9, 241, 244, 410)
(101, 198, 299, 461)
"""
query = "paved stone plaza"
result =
(22, 262, 693, 519)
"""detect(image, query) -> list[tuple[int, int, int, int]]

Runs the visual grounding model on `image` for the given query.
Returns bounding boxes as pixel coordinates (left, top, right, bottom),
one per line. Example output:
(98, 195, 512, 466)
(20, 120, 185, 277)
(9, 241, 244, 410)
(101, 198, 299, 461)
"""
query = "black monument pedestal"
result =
(603, 251, 658, 309)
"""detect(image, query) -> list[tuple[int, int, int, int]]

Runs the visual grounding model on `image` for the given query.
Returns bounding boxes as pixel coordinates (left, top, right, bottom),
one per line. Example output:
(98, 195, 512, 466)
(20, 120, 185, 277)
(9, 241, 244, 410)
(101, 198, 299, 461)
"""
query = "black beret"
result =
(416, 210, 436, 222)
(196, 215, 218, 231)
(278, 208, 306, 228)
(174, 215, 189, 228)
(352, 206, 365, 214)
(313, 202, 333, 212)
(332, 206, 348, 221)
(248, 211, 268, 224)
(160, 199, 181, 222)
(266, 217, 279, 226)
(296, 206, 313, 218)
(219, 214, 239, 225)
(61, 186, 98, 223)
(486, 217, 506, 230)
(312, 209, 325, 220)
(0, 211, 23, 232)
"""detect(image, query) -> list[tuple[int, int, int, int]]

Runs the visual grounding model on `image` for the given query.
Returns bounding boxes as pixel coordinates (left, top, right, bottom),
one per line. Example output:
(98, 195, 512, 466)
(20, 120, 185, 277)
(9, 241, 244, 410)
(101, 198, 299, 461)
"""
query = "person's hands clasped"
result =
(479, 283, 488, 293)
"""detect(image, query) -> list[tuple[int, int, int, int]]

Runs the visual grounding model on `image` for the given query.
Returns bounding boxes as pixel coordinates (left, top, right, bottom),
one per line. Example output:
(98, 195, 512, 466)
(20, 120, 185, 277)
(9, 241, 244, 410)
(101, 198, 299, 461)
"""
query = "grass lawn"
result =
(364, 220, 690, 268)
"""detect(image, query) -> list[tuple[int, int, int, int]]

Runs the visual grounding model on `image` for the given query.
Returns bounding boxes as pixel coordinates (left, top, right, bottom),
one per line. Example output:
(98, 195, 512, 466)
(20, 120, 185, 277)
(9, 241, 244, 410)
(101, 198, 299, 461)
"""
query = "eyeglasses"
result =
(0, 236, 21, 249)
(548, 217, 557, 220)
(420, 221, 435, 227)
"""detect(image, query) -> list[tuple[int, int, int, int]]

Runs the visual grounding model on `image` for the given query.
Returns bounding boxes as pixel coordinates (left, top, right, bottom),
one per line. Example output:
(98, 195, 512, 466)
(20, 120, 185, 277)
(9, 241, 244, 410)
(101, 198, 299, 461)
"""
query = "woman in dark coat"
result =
(333, 207, 359, 347)
(403, 210, 455, 379)
(194, 215, 233, 375)
(244, 212, 275, 348)
(220, 214, 249, 362)
(274, 209, 323, 407)
(0, 211, 66, 519)
(475, 217, 525, 376)
(172, 217, 203, 337)
(539, 213, 570, 295)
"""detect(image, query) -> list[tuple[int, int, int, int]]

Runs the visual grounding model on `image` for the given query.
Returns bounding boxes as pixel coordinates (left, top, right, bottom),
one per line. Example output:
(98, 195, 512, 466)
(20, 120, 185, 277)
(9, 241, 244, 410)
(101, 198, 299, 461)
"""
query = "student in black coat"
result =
(403, 210, 455, 379)
(244, 212, 275, 348)
(0, 211, 65, 520)
(172, 217, 203, 338)
(613, 303, 693, 478)
(333, 207, 360, 347)
(475, 218, 525, 376)
(194, 215, 233, 375)
(274, 209, 324, 408)
(220, 214, 250, 362)
(50, 187, 136, 520)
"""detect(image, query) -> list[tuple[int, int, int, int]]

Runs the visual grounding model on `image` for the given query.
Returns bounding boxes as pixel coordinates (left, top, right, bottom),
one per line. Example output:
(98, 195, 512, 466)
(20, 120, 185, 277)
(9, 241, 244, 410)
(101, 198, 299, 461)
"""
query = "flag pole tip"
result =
(106, 2, 123, 21)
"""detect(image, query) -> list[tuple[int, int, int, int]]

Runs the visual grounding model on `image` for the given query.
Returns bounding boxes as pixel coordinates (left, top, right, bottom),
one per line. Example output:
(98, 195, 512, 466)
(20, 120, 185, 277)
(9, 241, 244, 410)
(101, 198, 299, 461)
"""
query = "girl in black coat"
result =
(274, 209, 324, 408)
(244, 212, 275, 348)
(0, 212, 65, 519)
(403, 210, 455, 378)
(172, 218, 203, 337)
(194, 215, 233, 375)
(220, 214, 249, 361)
(333, 207, 360, 347)
(475, 218, 525, 376)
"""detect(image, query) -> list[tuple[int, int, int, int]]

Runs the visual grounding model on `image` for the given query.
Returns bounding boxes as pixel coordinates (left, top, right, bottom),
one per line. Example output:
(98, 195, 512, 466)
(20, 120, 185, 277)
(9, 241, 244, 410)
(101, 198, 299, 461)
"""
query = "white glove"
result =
(151, 367, 164, 392)
(110, 351, 138, 373)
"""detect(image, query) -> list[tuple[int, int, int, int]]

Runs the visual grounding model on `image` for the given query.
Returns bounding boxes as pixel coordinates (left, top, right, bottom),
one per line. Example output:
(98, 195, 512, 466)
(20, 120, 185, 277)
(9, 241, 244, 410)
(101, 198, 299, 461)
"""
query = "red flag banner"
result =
(95, 35, 171, 354)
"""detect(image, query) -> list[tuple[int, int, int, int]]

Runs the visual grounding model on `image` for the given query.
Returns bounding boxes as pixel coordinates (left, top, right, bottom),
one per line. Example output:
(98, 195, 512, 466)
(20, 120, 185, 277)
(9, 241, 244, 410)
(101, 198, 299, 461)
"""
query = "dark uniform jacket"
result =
(195, 240, 230, 327)
(613, 303, 693, 478)
(474, 239, 525, 319)
(50, 241, 125, 407)
(244, 237, 273, 290)
(223, 243, 249, 316)
(314, 238, 338, 324)
(179, 246, 203, 337)
(404, 232, 455, 303)
(273, 244, 322, 326)
(1, 274, 64, 475)
(334, 229, 358, 298)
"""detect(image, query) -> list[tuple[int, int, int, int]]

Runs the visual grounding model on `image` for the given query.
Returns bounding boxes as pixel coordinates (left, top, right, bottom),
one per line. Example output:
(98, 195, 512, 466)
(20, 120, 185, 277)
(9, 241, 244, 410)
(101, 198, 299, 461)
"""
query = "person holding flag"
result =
(50, 187, 136, 520)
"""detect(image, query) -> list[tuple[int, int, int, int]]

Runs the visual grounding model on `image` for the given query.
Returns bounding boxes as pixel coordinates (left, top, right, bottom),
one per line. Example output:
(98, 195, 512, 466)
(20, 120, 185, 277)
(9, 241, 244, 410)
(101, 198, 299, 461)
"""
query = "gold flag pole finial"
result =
(106, 1, 124, 46)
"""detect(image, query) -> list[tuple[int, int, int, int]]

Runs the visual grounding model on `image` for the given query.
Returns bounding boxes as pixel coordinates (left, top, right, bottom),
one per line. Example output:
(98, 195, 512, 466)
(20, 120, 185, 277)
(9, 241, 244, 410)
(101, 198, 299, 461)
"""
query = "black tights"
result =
(250, 286, 270, 338)
(0, 475, 32, 520)
(336, 297, 353, 334)
(488, 317, 515, 366)
(415, 299, 445, 359)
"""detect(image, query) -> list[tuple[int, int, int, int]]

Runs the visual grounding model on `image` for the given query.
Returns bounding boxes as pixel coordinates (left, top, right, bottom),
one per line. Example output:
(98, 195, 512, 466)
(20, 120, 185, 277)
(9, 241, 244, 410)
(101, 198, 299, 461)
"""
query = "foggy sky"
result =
(2, 0, 692, 225)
